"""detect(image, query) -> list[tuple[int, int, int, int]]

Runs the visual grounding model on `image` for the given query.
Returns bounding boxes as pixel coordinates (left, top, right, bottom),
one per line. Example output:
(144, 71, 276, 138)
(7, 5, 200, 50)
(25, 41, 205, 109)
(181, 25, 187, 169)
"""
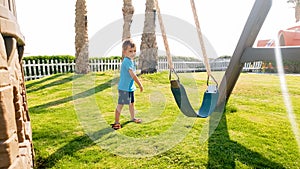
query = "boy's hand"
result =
(139, 85, 144, 92)
(129, 69, 143, 92)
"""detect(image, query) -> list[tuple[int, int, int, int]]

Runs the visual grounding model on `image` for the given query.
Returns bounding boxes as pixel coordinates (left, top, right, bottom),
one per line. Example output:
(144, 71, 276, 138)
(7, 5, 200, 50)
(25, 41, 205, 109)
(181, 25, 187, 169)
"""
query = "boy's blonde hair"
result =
(122, 39, 136, 60)
(122, 38, 136, 50)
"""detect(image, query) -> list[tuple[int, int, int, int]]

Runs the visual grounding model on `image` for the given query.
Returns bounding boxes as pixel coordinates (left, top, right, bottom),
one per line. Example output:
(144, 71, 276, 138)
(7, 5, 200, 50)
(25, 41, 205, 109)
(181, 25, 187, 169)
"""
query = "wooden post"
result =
(217, 0, 272, 107)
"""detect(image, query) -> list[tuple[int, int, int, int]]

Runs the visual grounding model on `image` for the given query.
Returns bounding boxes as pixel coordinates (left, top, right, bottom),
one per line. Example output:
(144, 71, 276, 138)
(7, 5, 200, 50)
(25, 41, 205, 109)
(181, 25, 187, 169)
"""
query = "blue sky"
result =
(15, 0, 295, 57)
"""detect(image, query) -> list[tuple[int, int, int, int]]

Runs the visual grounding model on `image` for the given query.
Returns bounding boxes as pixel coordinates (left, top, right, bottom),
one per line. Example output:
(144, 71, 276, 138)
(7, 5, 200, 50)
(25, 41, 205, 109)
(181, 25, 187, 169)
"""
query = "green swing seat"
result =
(154, 0, 219, 118)
(171, 80, 219, 118)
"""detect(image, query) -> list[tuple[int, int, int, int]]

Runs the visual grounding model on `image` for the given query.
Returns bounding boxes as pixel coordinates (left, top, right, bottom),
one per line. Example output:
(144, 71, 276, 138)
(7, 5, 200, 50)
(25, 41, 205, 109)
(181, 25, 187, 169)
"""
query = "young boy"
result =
(112, 39, 143, 130)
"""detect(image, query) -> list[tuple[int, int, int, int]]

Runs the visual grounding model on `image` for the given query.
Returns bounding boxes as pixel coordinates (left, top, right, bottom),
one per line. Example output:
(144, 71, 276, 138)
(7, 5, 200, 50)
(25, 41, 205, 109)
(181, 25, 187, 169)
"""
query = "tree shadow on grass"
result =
(35, 120, 134, 169)
(35, 128, 109, 169)
(26, 73, 65, 89)
(30, 75, 119, 112)
(207, 111, 285, 168)
(27, 73, 80, 94)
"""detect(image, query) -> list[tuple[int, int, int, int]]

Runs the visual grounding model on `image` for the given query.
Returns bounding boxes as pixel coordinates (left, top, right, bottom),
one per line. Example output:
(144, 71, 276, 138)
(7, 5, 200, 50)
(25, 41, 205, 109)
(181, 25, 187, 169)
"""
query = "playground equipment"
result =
(155, 0, 300, 117)
(0, 1, 34, 168)
(278, 24, 300, 46)
(155, 0, 219, 118)
(258, 23, 300, 47)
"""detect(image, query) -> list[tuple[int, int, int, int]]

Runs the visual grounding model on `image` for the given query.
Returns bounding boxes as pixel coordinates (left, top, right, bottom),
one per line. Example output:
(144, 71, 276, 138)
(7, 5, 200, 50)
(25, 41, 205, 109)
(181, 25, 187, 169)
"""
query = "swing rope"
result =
(190, 0, 218, 86)
(154, 0, 177, 79)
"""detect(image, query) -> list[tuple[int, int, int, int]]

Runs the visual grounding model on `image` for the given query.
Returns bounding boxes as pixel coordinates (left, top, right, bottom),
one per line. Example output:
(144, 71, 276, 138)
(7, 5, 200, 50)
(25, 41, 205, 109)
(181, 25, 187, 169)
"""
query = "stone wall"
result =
(0, 1, 34, 168)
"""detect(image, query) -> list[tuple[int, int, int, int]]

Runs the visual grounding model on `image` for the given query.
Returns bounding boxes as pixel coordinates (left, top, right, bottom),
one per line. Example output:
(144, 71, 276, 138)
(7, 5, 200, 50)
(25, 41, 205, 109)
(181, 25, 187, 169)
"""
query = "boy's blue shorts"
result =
(118, 90, 134, 105)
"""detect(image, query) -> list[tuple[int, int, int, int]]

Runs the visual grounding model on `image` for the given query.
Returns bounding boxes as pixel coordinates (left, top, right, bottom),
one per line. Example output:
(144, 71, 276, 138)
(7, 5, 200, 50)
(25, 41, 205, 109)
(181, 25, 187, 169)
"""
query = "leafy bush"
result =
(89, 56, 122, 61)
(23, 55, 123, 62)
(23, 55, 76, 62)
(262, 61, 300, 73)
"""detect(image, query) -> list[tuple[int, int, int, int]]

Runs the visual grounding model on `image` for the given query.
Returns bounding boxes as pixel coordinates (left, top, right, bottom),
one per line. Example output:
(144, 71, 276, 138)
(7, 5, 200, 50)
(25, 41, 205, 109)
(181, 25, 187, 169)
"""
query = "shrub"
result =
(23, 55, 76, 62)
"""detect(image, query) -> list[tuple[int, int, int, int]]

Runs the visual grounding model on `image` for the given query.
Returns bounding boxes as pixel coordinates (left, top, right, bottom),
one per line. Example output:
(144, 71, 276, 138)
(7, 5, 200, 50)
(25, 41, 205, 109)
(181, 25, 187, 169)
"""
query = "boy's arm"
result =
(129, 69, 143, 92)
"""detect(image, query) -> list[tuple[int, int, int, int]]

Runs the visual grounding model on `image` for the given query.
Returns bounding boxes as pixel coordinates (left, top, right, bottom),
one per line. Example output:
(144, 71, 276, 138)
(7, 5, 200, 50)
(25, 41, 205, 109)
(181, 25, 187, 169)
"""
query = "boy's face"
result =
(123, 46, 136, 59)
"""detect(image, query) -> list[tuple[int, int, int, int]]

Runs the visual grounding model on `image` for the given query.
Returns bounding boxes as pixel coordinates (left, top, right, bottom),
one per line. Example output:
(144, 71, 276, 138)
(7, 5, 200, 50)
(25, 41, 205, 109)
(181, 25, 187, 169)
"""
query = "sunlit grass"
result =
(26, 72, 300, 168)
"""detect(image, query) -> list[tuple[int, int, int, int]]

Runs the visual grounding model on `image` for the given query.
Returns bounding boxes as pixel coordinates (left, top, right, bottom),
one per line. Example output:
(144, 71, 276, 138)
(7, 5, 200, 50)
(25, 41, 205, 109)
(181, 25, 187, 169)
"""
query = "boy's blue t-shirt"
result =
(118, 57, 136, 92)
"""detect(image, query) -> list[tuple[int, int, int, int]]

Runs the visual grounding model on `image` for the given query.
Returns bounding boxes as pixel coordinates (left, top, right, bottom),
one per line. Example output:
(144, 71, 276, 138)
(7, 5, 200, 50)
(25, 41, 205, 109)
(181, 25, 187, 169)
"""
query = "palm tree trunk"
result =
(75, 0, 89, 74)
(295, 3, 300, 22)
(288, 0, 300, 22)
(139, 0, 158, 74)
(122, 0, 134, 40)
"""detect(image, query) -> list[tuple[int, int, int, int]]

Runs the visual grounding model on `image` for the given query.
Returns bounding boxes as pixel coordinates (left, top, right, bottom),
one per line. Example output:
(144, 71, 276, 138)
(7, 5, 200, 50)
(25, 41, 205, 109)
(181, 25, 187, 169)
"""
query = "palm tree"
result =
(122, 0, 135, 41)
(75, 0, 89, 74)
(287, 0, 300, 22)
(139, 0, 158, 73)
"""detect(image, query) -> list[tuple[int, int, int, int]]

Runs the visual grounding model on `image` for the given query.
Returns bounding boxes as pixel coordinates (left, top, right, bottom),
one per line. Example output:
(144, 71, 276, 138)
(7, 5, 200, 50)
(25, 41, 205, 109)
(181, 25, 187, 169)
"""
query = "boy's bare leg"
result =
(129, 103, 135, 120)
(129, 102, 135, 120)
(129, 102, 141, 123)
(115, 104, 123, 123)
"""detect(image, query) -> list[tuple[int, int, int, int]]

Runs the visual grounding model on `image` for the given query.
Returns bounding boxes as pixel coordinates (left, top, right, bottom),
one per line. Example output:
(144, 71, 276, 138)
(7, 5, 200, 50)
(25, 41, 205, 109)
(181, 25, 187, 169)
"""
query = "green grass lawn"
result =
(26, 71, 300, 168)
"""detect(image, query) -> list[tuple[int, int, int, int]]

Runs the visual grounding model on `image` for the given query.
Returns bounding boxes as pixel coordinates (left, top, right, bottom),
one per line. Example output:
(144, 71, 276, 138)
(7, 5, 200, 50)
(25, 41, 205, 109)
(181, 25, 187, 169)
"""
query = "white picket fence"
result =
(243, 61, 263, 72)
(23, 59, 75, 80)
(158, 58, 232, 72)
(22, 59, 122, 81)
(22, 58, 261, 81)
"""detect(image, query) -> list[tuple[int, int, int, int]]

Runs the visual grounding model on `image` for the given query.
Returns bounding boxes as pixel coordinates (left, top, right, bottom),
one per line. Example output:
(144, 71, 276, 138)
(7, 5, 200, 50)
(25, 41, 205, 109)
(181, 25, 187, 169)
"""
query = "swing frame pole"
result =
(217, 0, 272, 108)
